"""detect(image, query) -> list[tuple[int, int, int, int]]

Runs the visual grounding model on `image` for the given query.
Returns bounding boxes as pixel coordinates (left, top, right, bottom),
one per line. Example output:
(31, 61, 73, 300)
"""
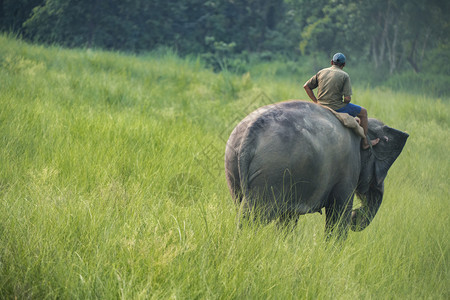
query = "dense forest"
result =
(1, 0, 449, 76)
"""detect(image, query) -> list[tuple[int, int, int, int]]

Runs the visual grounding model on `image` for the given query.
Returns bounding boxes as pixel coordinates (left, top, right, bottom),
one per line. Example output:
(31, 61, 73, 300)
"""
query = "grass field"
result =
(0, 35, 448, 299)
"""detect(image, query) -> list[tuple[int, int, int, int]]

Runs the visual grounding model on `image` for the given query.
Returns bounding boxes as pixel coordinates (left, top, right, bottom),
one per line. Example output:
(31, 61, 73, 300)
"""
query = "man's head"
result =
(331, 53, 346, 68)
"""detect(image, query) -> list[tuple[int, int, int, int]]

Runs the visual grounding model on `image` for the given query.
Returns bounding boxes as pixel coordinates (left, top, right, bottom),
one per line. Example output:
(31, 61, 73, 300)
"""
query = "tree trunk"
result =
(407, 36, 420, 73)
(387, 24, 398, 74)
(0, 0, 4, 29)
(371, 2, 392, 69)
(371, 37, 379, 69)
(87, 0, 99, 48)
(419, 29, 431, 65)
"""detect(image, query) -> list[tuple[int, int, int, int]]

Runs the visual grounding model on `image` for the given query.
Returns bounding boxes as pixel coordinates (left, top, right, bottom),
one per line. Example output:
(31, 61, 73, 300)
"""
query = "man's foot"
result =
(362, 138, 380, 150)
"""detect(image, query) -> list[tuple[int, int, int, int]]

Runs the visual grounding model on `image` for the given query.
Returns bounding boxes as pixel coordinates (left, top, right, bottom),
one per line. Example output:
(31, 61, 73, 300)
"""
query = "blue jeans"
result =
(336, 103, 362, 117)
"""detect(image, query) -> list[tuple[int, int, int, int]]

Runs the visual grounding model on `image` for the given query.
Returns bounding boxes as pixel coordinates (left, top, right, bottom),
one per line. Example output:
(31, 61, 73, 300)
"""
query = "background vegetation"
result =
(0, 34, 448, 299)
(1, 0, 449, 82)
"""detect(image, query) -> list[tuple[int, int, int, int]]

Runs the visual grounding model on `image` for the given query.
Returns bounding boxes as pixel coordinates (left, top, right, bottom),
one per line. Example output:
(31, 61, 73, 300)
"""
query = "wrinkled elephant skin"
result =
(225, 100, 408, 237)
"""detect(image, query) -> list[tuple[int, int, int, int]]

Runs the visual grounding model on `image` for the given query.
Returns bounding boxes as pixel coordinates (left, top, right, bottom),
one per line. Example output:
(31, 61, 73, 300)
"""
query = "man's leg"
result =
(357, 107, 380, 149)
(336, 104, 380, 149)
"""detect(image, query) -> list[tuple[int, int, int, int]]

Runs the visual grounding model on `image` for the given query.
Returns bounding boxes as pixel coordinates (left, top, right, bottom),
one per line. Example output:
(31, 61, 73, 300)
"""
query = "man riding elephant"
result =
(303, 52, 380, 149)
(225, 100, 409, 238)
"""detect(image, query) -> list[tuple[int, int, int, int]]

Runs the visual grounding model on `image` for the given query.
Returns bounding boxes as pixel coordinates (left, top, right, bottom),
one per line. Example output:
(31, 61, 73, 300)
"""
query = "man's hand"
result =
(303, 84, 318, 103)
(344, 95, 351, 103)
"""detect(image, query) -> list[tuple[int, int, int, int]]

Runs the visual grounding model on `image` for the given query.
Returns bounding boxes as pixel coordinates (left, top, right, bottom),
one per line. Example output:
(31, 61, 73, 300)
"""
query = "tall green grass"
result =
(0, 35, 448, 299)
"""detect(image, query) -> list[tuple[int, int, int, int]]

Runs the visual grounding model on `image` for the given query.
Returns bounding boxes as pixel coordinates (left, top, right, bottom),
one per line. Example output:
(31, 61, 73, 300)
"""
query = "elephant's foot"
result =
(351, 208, 372, 231)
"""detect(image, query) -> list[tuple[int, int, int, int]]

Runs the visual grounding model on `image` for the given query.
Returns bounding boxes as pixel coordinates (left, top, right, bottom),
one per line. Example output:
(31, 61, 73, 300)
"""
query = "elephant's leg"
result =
(325, 191, 354, 240)
(239, 184, 276, 224)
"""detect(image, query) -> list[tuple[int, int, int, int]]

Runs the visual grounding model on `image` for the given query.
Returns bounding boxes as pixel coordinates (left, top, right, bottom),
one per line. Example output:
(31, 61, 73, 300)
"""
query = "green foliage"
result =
(0, 35, 449, 299)
(422, 43, 450, 76)
(0, 0, 44, 33)
(2, 0, 450, 78)
(294, 0, 450, 74)
(10, 0, 289, 55)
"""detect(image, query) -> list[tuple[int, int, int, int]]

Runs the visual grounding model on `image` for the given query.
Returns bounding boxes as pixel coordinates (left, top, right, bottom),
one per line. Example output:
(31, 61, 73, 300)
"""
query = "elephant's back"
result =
(229, 100, 348, 169)
(232, 100, 357, 213)
(247, 101, 339, 184)
(243, 100, 345, 152)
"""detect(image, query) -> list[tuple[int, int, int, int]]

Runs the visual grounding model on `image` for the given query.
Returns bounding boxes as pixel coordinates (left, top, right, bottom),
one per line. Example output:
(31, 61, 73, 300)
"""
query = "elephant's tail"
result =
(237, 117, 263, 203)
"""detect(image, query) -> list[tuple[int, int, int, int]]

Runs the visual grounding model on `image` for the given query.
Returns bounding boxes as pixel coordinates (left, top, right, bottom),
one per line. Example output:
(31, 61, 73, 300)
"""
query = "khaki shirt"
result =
(305, 65, 352, 110)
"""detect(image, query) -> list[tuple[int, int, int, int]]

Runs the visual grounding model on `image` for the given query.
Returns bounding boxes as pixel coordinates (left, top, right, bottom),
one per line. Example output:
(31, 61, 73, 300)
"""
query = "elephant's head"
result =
(352, 119, 409, 231)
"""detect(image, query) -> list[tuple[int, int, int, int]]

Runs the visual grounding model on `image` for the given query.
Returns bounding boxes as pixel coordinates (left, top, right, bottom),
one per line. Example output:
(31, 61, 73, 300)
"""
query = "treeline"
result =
(1, 0, 449, 75)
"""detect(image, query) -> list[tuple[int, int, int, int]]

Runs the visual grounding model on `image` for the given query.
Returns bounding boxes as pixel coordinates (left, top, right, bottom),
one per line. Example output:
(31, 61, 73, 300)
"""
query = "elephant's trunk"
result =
(351, 183, 383, 231)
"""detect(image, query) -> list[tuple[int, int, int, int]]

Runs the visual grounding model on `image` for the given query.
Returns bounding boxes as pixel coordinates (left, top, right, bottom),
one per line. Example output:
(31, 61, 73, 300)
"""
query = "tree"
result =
(3, 0, 449, 77)
(293, 0, 450, 73)
(0, 0, 44, 33)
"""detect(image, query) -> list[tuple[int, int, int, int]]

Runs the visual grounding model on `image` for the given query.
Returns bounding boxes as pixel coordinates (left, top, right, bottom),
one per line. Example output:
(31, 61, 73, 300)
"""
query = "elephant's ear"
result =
(372, 126, 409, 185)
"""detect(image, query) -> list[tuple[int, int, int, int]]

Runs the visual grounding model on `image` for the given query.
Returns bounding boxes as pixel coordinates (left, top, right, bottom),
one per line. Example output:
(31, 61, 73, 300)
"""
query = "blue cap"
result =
(332, 53, 346, 64)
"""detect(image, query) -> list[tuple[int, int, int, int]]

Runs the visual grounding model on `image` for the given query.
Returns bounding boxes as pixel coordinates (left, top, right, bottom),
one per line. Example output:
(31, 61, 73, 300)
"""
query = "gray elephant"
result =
(225, 100, 408, 237)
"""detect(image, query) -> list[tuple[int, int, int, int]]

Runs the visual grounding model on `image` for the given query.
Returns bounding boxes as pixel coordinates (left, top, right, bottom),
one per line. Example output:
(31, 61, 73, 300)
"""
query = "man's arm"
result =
(343, 75, 352, 103)
(303, 84, 318, 103)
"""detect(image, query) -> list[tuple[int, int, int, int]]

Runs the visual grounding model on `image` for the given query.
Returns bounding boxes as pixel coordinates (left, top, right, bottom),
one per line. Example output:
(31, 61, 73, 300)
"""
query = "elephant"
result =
(224, 100, 408, 237)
